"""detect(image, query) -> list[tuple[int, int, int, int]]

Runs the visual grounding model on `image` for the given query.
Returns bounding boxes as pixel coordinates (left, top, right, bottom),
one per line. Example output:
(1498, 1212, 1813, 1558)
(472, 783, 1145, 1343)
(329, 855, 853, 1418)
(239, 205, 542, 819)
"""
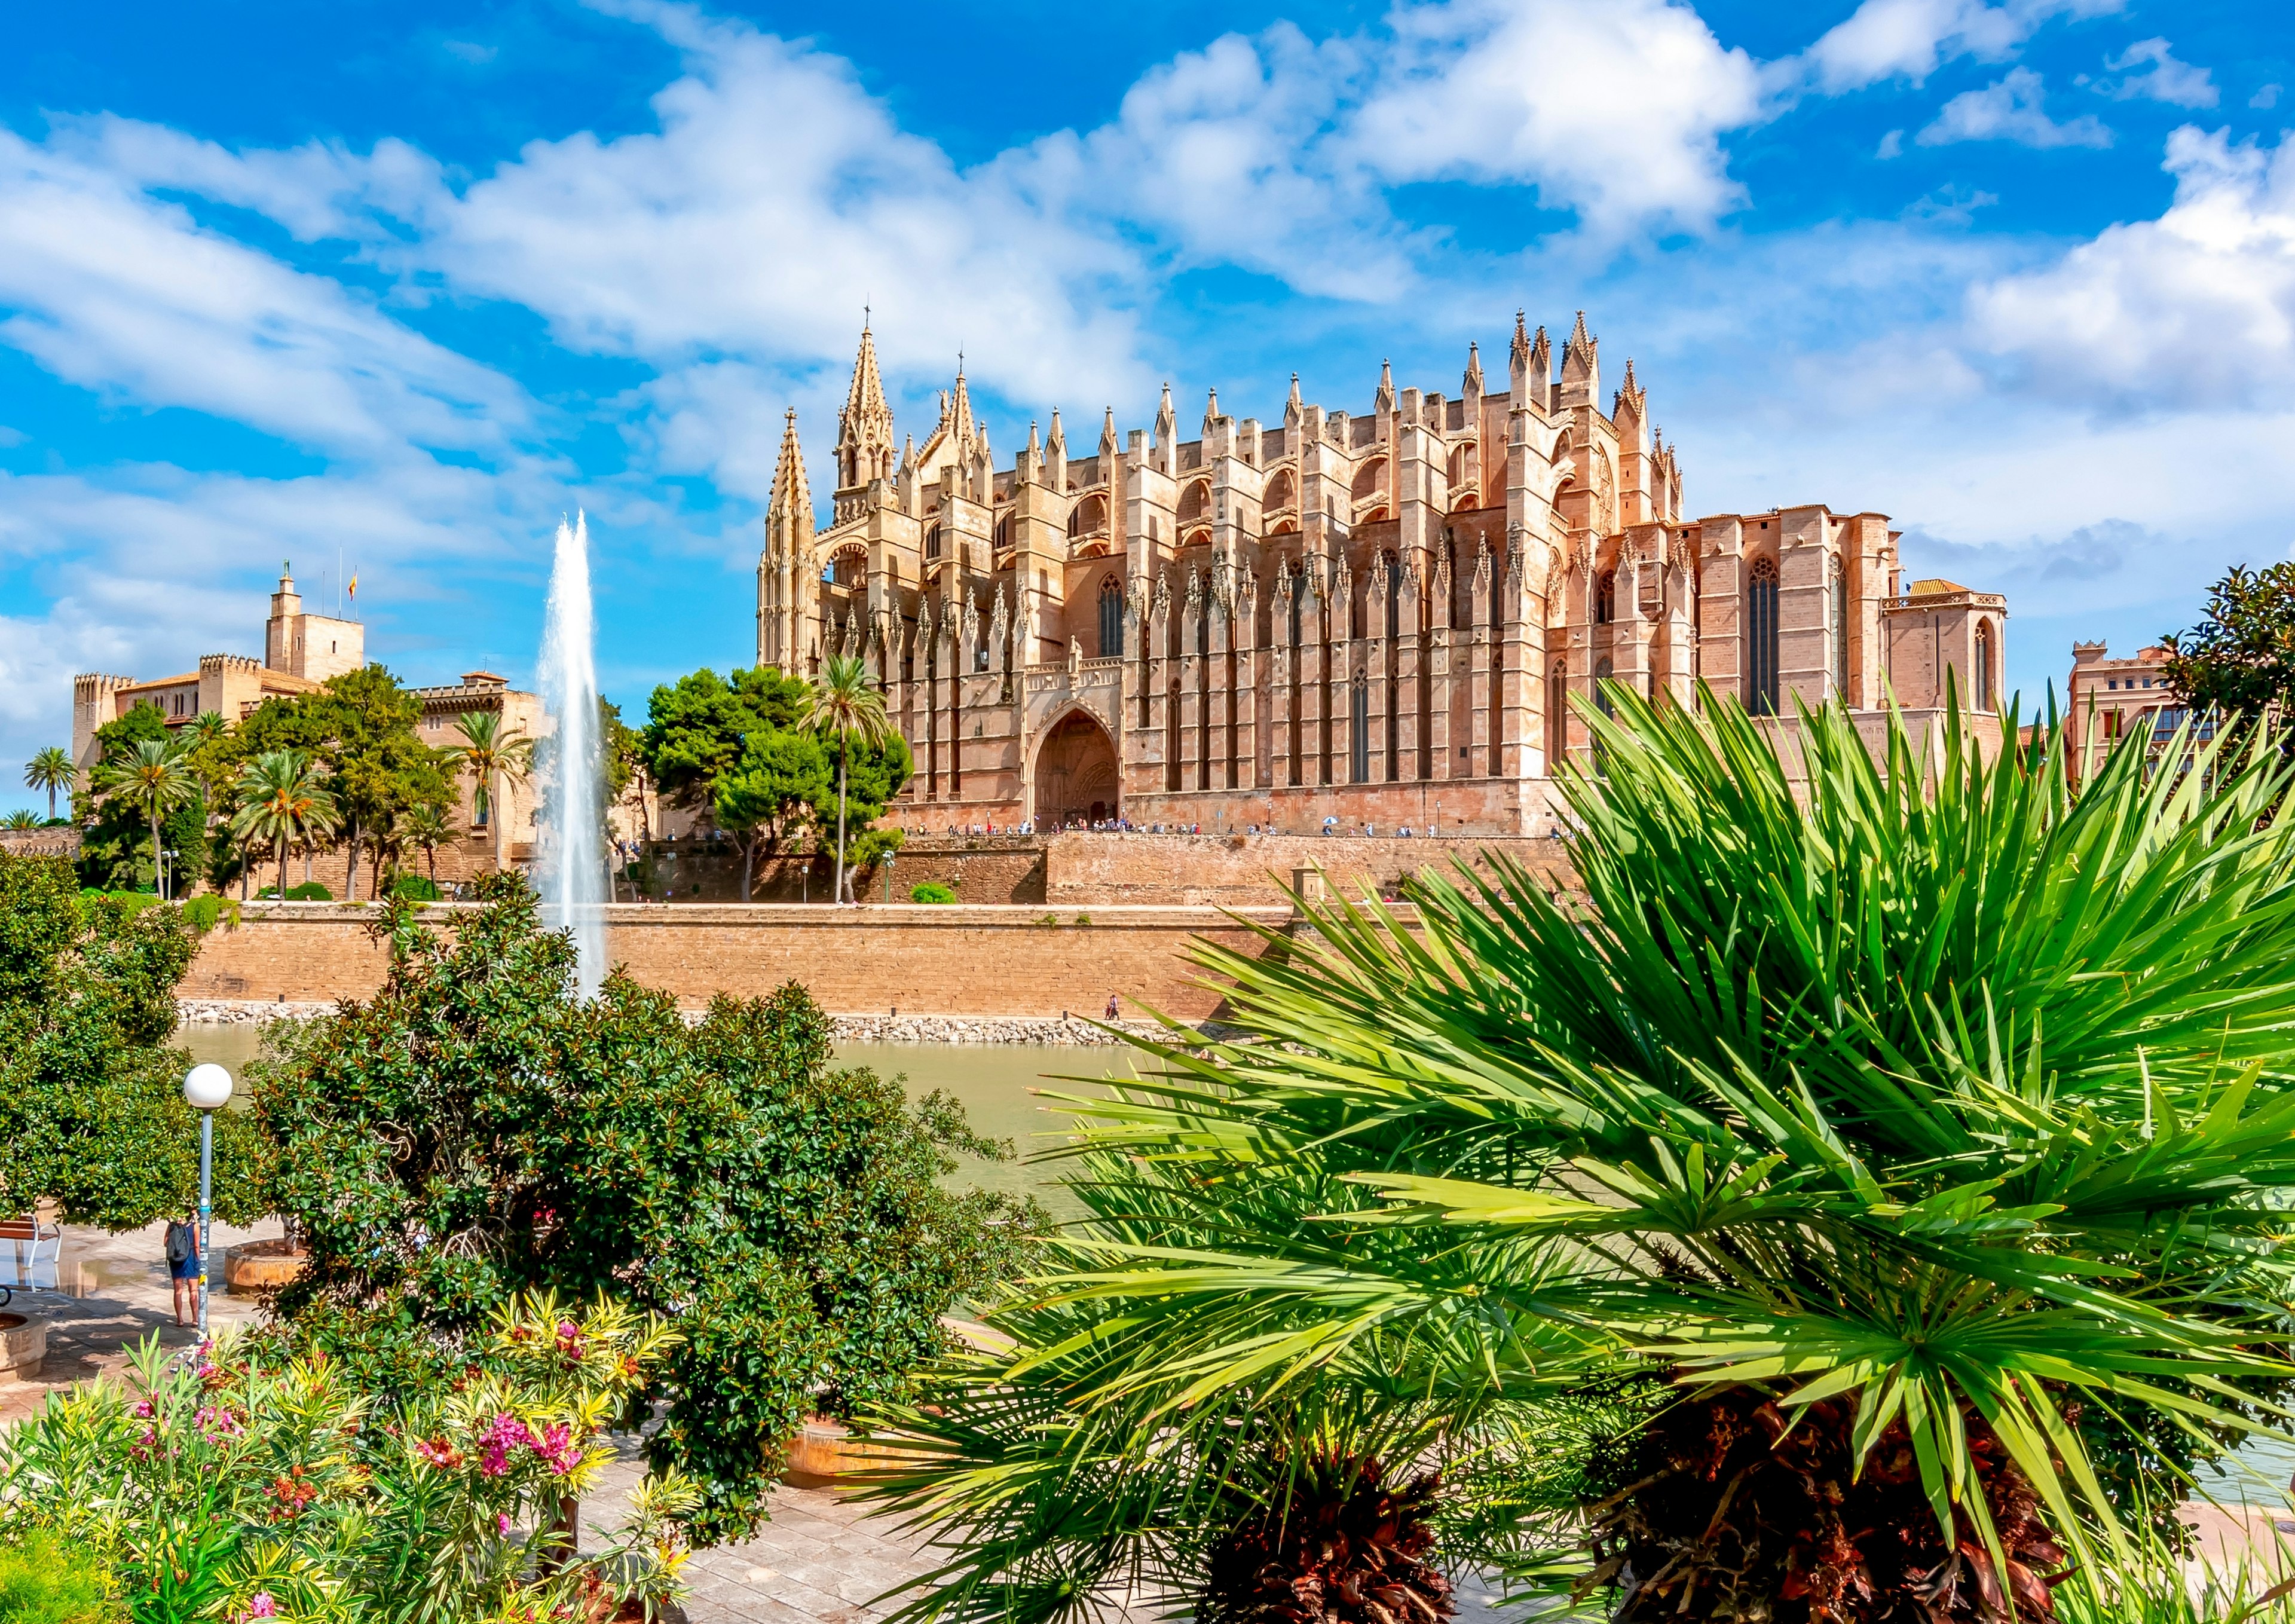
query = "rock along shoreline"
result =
(178, 999, 1172, 1047)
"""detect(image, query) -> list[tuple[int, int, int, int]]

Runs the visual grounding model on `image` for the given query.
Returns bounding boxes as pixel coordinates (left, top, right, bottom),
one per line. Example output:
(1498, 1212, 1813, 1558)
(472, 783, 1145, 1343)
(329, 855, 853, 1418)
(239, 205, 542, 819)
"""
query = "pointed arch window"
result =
(1830, 556, 1849, 702)
(1594, 657, 1615, 718)
(1098, 576, 1124, 659)
(1747, 556, 1780, 716)
(1350, 672, 1371, 784)
(1384, 552, 1402, 639)
(1976, 620, 1994, 711)
(1548, 658, 1569, 763)
(1594, 570, 1617, 625)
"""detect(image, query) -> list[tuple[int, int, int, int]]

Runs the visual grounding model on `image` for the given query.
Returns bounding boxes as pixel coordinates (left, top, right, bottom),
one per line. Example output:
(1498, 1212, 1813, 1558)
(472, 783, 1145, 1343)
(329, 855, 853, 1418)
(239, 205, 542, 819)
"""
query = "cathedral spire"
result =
(1045, 408, 1067, 489)
(836, 320, 894, 488)
(1375, 358, 1396, 414)
(1155, 382, 1176, 447)
(1285, 372, 1302, 429)
(1098, 406, 1118, 458)
(1204, 386, 1220, 433)
(1463, 341, 1484, 397)
(768, 408, 810, 525)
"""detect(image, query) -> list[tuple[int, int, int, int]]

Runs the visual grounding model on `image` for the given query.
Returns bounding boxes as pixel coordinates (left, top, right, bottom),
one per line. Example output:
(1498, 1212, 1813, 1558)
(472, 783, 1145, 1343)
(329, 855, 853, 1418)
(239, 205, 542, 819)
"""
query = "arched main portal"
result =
(1034, 710, 1121, 827)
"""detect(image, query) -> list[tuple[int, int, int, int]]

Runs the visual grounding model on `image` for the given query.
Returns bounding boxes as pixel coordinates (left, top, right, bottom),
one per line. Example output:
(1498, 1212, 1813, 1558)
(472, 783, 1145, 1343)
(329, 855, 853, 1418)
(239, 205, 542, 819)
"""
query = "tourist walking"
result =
(1105, 992, 1120, 1022)
(164, 1213, 200, 1327)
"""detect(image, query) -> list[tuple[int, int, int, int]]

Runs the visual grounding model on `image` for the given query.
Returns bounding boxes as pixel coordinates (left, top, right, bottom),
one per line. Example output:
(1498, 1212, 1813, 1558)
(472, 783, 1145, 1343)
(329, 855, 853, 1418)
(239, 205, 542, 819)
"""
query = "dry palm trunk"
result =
(1199, 1455, 1454, 1624)
(1592, 1388, 2070, 1623)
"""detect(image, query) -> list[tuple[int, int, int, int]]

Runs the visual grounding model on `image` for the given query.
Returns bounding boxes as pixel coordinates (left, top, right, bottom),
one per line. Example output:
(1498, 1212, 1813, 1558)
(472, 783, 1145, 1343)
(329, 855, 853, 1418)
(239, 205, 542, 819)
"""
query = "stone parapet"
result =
(178, 903, 1300, 1021)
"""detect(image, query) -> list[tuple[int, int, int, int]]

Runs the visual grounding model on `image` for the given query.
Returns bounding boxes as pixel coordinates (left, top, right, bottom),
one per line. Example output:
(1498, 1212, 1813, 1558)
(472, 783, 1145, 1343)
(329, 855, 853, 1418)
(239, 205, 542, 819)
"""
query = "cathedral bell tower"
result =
(758, 409, 816, 671)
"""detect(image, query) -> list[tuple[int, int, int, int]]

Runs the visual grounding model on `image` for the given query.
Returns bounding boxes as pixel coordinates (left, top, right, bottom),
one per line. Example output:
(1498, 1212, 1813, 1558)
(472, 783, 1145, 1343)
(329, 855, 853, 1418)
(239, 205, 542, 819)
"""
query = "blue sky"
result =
(4, 0, 2291, 808)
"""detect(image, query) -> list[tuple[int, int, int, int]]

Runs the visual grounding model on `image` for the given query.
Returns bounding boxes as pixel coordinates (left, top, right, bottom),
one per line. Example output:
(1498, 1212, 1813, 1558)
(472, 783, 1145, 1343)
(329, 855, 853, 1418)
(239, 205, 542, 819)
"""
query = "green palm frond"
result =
(869, 689, 2295, 1623)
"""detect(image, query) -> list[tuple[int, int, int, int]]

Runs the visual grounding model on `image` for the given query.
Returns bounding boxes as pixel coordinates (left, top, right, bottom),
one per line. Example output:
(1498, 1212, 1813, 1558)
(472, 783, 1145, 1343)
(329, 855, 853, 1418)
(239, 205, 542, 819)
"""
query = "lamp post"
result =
(182, 1062, 234, 1335)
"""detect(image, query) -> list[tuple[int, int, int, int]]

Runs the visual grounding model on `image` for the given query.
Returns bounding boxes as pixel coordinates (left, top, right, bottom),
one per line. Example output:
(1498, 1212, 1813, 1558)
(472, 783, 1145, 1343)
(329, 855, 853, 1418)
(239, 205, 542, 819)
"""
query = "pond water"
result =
(176, 1027, 1142, 1218)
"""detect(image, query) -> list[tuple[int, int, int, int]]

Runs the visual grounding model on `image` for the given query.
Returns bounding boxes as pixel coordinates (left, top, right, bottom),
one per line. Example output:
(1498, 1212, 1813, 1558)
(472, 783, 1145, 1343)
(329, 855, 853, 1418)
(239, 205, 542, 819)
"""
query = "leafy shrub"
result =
(258, 882, 332, 901)
(0, 1530, 114, 1623)
(254, 878, 1043, 1543)
(909, 881, 957, 904)
(389, 873, 440, 901)
(1, 855, 264, 1230)
(180, 895, 238, 934)
(0, 1295, 693, 1622)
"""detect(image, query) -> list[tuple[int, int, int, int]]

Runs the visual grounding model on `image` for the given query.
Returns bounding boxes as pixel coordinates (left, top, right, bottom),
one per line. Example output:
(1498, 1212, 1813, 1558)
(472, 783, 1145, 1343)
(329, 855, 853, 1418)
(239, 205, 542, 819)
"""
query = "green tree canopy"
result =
(639, 665, 810, 816)
(241, 666, 449, 901)
(2162, 561, 2295, 730)
(713, 729, 828, 901)
(253, 877, 1042, 1544)
(0, 853, 265, 1228)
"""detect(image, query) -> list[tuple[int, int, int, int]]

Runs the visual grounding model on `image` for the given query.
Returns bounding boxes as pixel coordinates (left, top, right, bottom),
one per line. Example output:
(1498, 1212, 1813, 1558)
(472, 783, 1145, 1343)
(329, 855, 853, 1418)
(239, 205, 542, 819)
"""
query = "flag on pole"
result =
(347, 570, 358, 602)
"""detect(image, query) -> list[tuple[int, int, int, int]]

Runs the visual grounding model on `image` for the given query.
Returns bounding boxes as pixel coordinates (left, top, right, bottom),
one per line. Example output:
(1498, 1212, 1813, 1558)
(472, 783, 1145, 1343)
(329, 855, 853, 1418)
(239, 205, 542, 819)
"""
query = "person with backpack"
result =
(164, 1214, 200, 1327)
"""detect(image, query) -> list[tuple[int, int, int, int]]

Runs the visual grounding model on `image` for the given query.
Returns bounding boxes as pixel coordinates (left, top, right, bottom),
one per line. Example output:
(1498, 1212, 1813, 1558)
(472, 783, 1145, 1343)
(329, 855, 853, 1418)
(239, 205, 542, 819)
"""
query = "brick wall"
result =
(181, 903, 1296, 1020)
(1042, 831, 1574, 906)
(634, 838, 1047, 904)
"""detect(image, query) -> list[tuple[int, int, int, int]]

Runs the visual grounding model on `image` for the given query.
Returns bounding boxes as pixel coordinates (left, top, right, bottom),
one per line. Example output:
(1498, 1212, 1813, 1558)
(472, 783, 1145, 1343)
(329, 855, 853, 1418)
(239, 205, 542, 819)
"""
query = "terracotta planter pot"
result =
(781, 1415, 908, 1489)
(223, 1240, 308, 1296)
(0, 1313, 46, 1382)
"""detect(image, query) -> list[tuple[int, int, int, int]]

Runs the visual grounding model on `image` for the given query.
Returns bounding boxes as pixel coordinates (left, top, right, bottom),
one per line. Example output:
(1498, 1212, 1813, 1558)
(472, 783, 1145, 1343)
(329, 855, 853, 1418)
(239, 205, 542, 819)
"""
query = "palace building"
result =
(759, 315, 2010, 834)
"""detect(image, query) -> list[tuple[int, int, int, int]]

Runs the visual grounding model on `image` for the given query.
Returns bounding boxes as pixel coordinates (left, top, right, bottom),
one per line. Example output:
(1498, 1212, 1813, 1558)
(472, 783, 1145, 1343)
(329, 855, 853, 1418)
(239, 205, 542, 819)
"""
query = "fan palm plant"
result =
(1, 809, 39, 831)
(23, 746, 73, 821)
(230, 751, 339, 902)
(92, 736, 201, 898)
(400, 800, 457, 888)
(873, 689, 2295, 1624)
(802, 655, 895, 905)
(444, 709, 533, 874)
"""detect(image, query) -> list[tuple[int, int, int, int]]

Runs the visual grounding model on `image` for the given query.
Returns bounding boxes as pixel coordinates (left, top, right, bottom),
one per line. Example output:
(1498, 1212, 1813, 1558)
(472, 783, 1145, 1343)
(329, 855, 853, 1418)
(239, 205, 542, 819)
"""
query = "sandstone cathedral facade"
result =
(758, 314, 2008, 834)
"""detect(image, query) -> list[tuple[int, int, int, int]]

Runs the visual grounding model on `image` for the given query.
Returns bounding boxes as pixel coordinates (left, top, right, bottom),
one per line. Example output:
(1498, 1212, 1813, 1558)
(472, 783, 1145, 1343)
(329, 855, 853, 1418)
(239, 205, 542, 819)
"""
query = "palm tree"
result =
(230, 751, 339, 902)
(802, 655, 895, 905)
(444, 709, 533, 874)
(1, 810, 38, 831)
(92, 736, 201, 898)
(23, 746, 73, 822)
(400, 801, 456, 889)
(874, 692, 2295, 1624)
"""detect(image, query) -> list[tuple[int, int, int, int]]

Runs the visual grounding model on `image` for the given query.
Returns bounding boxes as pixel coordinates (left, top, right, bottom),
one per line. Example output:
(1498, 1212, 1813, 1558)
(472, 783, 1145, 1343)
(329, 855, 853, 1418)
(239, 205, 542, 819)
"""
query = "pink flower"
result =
(240, 1592, 277, 1620)
(537, 1421, 583, 1476)
(476, 1411, 536, 1477)
(414, 1436, 463, 1469)
(131, 1399, 155, 1420)
(555, 1320, 583, 1362)
(497, 1512, 514, 1537)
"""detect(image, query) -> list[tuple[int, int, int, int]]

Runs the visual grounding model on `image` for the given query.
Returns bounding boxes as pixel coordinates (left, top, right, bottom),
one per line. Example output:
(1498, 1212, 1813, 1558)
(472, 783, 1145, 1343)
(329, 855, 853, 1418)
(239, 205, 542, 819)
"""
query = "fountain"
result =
(538, 512, 607, 998)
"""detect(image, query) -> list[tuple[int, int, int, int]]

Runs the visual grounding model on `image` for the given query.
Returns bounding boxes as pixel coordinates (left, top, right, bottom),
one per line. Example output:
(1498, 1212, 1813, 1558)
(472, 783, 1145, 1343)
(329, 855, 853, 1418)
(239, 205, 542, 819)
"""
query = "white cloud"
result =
(442, 40, 498, 66)
(1918, 68, 2113, 147)
(2256, 85, 2284, 111)
(2097, 38, 2218, 108)
(1966, 125, 2295, 409)
(1878, 127, 1907, 158)
(1347, 0, 1762, 237)
(0, 126, 528, 457)
(1792, 0, 2123, 94)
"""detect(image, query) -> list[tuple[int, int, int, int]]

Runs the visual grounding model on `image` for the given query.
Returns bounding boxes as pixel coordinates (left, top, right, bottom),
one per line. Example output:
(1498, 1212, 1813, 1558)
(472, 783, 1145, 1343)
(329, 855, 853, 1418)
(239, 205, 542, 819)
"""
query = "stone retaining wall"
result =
(180, 903, 1299, 1022)
(1042, 830, 1571, 907)
(178, 1003, 1174, 1046)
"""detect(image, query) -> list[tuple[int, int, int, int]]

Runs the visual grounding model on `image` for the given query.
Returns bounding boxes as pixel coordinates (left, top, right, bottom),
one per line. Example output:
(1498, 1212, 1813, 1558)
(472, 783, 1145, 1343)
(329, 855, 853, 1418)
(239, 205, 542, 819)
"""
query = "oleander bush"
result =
(250, 874, 1044, 1545)
(908, 881, 956, 904)
(0, 1530, 116, 1623)
(0, 1294, 693, 1624)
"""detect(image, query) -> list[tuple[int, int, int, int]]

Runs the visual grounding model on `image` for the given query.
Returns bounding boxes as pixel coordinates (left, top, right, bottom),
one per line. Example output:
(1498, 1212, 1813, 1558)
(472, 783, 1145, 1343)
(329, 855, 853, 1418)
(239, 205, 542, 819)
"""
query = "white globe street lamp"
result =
(182, 1063, 234, 1334)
